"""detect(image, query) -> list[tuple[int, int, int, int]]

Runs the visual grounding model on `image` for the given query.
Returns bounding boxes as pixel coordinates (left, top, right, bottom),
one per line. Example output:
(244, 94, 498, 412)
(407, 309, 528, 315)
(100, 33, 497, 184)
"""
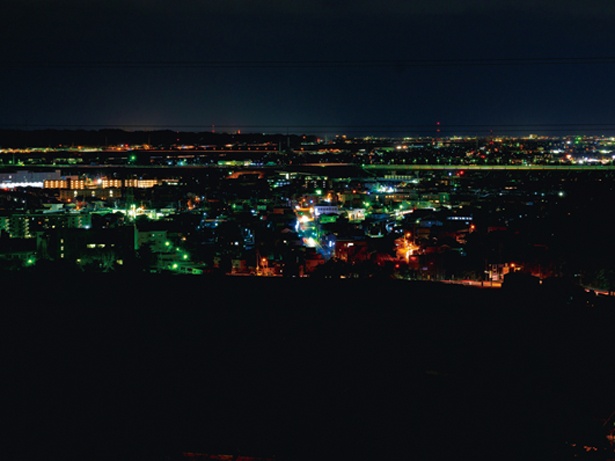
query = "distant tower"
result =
(286, 126, 290, 151)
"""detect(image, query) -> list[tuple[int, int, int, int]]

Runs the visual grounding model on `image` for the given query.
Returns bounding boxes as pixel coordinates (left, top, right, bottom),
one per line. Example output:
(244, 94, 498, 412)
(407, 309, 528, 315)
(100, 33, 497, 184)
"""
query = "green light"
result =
(182, 253, 189, 260)
(315, 189, 322, 195)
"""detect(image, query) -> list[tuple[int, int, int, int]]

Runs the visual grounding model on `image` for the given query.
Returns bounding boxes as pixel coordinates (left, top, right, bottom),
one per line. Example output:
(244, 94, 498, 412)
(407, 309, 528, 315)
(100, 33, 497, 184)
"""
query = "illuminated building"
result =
(44, 179, 68, 189)
(1, 169, 62, 188)
(313, 203, 339, 218)
(101, 179, 123, 188)
(334, 239, 369, 263)
(57, 188, 121, 201)
(124, 178, 160, 188)
(44, 176, 161, 190)
(0, 212, 93, 238)
(137, 228, 172, 253)
(39, 227, 137, 267)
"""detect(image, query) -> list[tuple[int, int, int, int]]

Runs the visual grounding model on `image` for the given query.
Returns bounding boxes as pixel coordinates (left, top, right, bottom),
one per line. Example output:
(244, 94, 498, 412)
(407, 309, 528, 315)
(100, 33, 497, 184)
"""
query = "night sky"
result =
(3, 1, 615, 137)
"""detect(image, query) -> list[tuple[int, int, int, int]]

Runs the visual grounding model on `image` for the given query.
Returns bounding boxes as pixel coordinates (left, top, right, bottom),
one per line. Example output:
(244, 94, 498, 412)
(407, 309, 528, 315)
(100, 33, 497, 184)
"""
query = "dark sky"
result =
(2, 0, 615, 137)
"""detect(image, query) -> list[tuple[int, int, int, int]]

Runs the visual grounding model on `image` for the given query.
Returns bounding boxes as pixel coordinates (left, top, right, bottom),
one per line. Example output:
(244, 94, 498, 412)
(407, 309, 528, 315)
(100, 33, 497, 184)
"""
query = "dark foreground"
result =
(1, 274, 614, 461)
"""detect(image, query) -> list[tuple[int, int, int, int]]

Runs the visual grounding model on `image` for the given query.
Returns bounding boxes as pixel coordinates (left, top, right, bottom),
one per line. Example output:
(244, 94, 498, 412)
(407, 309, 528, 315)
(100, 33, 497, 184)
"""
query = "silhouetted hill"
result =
(2, 274, 614, 461)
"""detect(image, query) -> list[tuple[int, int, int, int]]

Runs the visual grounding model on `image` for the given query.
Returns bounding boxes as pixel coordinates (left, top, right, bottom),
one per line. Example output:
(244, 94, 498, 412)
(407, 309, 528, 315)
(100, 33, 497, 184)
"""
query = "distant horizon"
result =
(3, 126, 615, 141)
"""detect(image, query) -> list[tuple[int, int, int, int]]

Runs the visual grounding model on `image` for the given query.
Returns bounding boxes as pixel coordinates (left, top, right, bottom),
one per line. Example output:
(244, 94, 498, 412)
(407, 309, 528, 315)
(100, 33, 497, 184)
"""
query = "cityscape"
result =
(4, 0, 615, 459)
(2, 129, 615, 459)
(1, 129, 615, 296)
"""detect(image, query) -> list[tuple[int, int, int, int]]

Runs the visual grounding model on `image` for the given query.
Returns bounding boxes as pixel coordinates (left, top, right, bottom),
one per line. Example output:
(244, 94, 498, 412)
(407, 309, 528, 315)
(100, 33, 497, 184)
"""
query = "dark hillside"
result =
(1, 274, 613, 461)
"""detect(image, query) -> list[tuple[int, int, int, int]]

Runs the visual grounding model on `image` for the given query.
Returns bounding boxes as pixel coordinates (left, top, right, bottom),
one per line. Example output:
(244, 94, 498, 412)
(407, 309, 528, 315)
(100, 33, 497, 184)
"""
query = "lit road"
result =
(440, 279, 502, 288)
